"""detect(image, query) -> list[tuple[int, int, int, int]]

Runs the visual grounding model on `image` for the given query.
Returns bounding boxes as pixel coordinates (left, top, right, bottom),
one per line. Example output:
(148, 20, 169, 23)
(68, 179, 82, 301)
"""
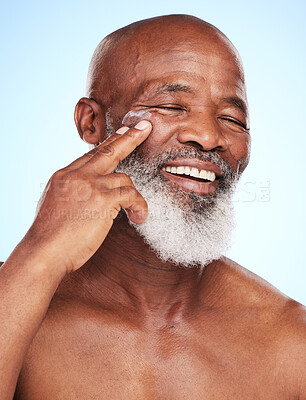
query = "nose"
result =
(176, 111, 229, 151)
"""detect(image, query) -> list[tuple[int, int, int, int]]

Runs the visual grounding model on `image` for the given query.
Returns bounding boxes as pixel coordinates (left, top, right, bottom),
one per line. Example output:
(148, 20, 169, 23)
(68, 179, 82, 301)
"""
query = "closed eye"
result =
(154, 105, 185, 111)
(219, 116, 249, 131)
(138, 104, 187, 112)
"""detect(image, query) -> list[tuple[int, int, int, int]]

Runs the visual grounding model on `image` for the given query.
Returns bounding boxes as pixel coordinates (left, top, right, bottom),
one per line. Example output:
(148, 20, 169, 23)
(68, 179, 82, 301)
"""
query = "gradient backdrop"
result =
(1, 0, 305, 304)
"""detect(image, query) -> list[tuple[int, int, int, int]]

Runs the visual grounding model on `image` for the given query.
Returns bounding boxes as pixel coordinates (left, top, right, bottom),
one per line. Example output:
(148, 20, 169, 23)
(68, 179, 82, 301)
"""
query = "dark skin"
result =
(0, 15, 304, 400)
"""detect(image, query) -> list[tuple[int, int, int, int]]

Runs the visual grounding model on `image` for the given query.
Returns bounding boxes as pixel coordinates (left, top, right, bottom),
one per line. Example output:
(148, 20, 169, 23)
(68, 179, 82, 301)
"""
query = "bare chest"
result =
(16, 318, 286, 400)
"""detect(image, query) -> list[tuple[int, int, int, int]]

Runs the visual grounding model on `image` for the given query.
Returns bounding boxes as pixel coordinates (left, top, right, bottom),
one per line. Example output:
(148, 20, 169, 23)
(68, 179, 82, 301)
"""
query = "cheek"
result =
(228, 133, 251, 173)
(122, 110, 177, 150)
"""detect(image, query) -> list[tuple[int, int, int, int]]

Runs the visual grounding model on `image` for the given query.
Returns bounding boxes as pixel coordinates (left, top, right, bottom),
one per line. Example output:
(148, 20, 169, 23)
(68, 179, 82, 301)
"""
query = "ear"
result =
(74, 97, 106, 144)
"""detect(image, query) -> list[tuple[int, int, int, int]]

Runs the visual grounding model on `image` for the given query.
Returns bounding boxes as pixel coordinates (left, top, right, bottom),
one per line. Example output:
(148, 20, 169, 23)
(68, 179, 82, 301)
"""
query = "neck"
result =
(78, 213, 218, 322)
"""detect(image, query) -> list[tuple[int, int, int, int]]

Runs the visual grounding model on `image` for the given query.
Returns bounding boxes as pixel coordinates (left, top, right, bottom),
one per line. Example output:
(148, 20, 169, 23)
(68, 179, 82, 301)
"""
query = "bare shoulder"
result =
(217, 256, 303, 307)
(220, 257, 306, 397)
(276, 299, 306, 398)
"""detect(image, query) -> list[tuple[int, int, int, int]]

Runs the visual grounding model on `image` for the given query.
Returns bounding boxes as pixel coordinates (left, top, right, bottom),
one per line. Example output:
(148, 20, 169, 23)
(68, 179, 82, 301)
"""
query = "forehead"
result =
(123, 42, 247, 105)
(135, 45, 243, 82)
(125, 24, 243, 77)
(93, 22, 247, 114)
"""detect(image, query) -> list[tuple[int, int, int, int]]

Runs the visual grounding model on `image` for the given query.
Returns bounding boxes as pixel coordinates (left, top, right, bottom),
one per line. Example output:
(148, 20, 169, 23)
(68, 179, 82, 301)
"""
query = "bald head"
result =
(86, 14, 244, 108)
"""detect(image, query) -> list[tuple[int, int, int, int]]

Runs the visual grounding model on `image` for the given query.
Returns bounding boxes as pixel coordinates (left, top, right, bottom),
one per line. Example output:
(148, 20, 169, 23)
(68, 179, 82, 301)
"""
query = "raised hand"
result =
(26, 120, 152, 274)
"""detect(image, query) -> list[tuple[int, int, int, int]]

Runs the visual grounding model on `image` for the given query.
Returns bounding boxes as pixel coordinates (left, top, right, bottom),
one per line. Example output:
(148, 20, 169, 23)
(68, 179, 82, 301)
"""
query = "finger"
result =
(110, 186, 148, 224)
(99, 126, 130, 147)
(96, 172, 134, 190)
(64, 126, 131, 171)
(84, 120, 152, 175)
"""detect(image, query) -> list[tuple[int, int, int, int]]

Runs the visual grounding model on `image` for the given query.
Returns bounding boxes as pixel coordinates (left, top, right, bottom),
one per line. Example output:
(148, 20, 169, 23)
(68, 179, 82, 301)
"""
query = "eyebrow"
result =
(155, 82, 194, 94)
(223, 96, 248, 115)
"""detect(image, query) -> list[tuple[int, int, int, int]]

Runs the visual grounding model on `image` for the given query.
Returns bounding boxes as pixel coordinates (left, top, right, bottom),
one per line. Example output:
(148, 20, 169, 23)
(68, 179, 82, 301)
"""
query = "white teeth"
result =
(190, 167, 200, 178)
(162, 165, 216, 182)
(176, 166, 185, 174)
(199, 170, 208, 179)
(208, 171, 216, 181)
(184, 166, 191, 175)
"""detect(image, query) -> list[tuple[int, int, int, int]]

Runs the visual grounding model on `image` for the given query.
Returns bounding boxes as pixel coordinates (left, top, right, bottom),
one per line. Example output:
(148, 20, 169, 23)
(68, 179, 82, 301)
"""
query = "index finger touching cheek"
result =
(101, 109, 154, 147)
(86, 119, 152, 174)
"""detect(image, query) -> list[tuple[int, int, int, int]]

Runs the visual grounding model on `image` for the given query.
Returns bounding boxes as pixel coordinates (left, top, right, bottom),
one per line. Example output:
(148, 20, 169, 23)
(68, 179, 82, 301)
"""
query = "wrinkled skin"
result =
(13, 15, 305, 400)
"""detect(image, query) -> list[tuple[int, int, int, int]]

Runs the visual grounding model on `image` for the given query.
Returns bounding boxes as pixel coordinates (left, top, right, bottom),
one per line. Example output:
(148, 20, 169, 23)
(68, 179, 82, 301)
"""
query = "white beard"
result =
(116, 147, 238, 268)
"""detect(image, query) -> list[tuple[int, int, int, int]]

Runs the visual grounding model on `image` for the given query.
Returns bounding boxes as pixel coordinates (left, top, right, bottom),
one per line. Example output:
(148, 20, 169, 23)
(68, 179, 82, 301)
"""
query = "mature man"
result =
(0, 14, 305, 400)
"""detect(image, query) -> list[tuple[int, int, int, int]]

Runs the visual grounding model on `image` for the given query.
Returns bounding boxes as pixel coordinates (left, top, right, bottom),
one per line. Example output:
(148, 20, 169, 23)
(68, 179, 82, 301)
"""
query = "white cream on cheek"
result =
(122, 109, 153, 128)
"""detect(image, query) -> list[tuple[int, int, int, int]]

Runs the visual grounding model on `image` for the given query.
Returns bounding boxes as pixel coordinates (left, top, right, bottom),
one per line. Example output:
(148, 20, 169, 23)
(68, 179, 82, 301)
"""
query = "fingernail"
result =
(134, 120, 151, 130)
(116, 126, 129, 135)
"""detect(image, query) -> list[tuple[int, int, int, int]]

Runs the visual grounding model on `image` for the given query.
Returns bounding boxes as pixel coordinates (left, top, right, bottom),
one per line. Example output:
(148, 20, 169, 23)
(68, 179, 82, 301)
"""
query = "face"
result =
(111, 33, 250, 197)
(111, 29, 248, 266)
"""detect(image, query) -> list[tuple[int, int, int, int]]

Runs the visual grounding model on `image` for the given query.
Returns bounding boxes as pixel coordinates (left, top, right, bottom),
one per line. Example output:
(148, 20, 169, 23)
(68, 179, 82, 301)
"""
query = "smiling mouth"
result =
(161, 165, 217, 183)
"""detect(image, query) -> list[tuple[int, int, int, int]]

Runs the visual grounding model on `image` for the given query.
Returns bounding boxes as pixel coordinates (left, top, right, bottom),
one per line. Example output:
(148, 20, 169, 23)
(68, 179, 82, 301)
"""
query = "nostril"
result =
(184, 141, 203, 150)
(184, 140, 225, 152)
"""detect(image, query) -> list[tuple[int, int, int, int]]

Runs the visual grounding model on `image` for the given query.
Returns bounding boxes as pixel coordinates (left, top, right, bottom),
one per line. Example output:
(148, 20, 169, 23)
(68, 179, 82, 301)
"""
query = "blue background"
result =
(1, 0, 305, 304)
